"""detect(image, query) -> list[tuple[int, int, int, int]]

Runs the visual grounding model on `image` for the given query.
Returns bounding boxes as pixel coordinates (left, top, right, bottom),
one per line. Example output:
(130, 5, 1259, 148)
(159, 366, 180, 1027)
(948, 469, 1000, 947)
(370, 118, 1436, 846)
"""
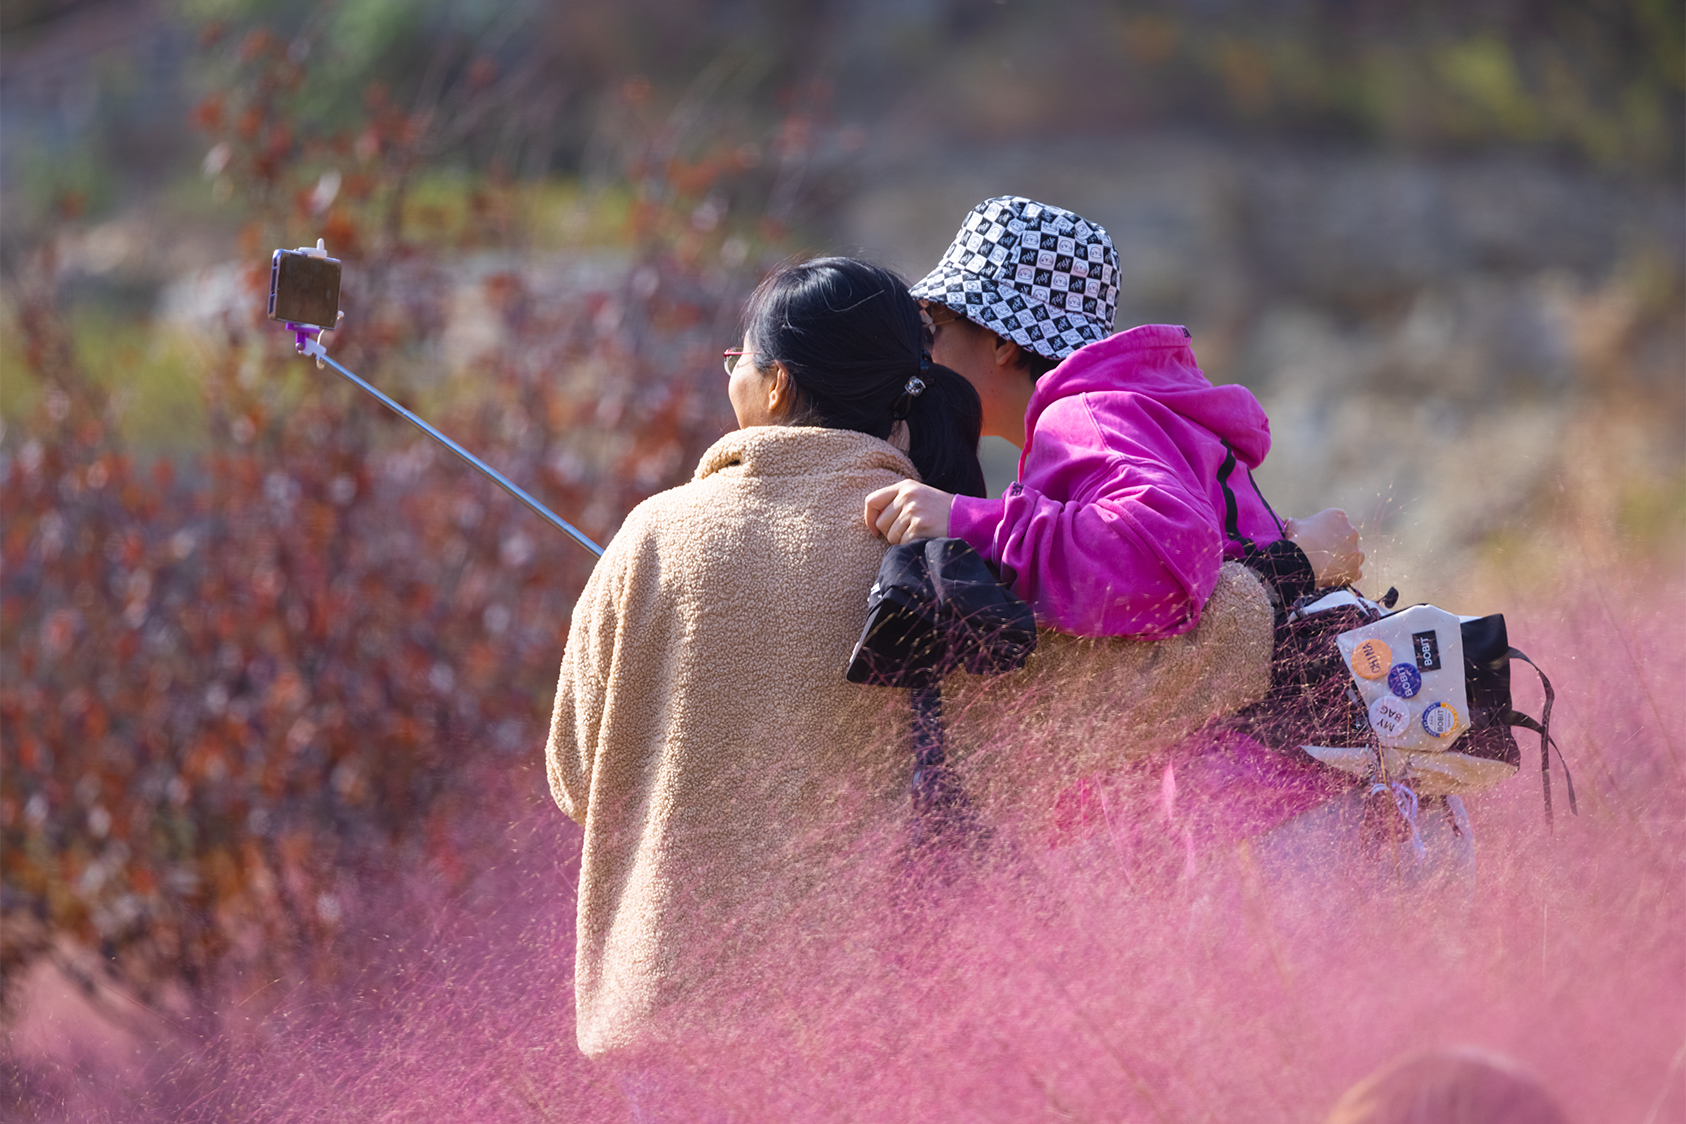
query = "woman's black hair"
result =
(742, 257, 987, 498)
(1014, 347, 1060, 382)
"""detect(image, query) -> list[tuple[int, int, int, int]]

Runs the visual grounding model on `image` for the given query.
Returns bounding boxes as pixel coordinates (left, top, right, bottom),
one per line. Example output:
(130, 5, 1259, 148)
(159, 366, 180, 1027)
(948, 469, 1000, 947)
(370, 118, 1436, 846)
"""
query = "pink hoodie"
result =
(949, 325, 1284, 640)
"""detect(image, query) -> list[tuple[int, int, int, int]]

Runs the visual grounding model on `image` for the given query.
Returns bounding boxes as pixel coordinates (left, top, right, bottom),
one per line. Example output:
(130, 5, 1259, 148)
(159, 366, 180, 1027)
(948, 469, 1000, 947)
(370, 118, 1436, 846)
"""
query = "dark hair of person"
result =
(743, 257, 987, 498)
(1013, 346, 1060, 381)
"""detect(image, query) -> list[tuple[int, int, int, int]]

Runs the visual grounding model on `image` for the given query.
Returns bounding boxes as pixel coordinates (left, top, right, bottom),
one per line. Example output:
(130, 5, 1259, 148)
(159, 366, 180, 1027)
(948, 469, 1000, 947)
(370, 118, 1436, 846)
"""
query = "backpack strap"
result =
(1215, 439, 1254, 550)
(1504, 647, 1577, 827)
(1217, 437, 1289, 541)
(1220, 441, 1317, 613)
(908, 684, 979, 853)
(910, 685, 953, 816)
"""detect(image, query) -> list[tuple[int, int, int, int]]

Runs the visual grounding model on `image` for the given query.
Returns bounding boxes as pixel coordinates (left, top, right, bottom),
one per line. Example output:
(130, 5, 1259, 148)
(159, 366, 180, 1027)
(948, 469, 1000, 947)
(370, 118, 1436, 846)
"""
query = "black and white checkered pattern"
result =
(910, 196, 1119, 362)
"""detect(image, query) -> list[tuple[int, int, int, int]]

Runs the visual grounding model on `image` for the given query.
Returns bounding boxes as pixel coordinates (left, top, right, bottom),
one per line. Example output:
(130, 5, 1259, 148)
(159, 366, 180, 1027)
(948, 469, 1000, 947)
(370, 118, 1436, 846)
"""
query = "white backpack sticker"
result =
(1335, 605, 1471, 752)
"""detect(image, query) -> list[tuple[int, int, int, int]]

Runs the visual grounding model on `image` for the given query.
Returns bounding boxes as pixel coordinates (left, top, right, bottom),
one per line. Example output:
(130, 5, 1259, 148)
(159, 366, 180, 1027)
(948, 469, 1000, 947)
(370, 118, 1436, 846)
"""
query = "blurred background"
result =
(1, 0, 1681, 1112)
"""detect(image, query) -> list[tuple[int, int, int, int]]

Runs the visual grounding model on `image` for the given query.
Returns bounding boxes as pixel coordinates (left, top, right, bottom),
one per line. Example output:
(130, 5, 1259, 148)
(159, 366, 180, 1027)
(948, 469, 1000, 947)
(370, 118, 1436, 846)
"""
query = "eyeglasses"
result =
(723, 348, 746, 376)
(919, 304, 964, 346)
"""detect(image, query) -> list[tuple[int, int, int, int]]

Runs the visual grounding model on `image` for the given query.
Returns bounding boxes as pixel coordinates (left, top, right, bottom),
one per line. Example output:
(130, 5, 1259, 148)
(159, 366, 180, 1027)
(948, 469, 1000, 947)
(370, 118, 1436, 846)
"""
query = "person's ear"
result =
(993, 335, 1022, 371)
(766, 363, 795, 418)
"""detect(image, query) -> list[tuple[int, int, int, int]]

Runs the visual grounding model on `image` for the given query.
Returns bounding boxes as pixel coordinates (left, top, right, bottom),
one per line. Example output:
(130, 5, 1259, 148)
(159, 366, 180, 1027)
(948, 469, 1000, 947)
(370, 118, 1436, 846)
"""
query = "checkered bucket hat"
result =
(910, 196, 1119, 362)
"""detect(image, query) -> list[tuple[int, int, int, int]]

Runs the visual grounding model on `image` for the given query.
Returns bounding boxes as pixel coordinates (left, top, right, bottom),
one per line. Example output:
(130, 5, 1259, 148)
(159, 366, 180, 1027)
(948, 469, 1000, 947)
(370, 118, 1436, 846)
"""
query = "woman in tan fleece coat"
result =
(549, 425, 926, 1060)
(547, 258, 991, 1062)
(545, 258, 1277, 1073)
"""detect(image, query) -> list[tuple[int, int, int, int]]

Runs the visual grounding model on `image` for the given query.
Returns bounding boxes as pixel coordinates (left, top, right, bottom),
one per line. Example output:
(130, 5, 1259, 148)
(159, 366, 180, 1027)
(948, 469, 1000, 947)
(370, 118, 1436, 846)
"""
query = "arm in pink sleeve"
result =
(949, 493, 1007, 559)
(950, 399, 1225, 639)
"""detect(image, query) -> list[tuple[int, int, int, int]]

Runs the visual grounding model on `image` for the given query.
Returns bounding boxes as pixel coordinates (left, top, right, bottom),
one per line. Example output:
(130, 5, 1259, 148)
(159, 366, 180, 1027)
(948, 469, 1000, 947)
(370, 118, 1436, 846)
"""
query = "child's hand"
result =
(1284, 508, 1364, 588)
(865, 480, 953, 544)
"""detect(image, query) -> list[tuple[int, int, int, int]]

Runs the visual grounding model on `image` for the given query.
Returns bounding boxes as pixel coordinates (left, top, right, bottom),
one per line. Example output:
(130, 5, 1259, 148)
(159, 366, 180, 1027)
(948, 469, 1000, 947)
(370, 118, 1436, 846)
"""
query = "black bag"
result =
(847, 538, 1036, 852)
(1461, 614, 1575, 823)
(1216, 441, 1573, 822)
(846, 537, 1036, 688)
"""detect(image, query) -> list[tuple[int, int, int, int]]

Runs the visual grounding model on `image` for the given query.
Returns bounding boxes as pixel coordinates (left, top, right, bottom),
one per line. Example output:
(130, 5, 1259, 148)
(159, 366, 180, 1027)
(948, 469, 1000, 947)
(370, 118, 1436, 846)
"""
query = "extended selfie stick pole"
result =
(286, 324, 604, 558)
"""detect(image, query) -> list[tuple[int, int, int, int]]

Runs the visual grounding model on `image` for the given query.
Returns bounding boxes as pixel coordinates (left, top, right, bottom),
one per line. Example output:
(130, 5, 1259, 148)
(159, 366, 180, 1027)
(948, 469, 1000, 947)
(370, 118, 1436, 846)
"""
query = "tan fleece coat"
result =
(945, 563, 1276, 832)
(547, 426, 916, 1059)
(546, 428, 1276, 1059)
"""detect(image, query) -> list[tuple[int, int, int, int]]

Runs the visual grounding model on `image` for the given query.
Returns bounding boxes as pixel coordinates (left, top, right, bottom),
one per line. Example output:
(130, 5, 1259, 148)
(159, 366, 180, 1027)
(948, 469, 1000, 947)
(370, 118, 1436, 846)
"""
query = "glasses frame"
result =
(920, 303, 965, 347)
(723, 348, 746, 376)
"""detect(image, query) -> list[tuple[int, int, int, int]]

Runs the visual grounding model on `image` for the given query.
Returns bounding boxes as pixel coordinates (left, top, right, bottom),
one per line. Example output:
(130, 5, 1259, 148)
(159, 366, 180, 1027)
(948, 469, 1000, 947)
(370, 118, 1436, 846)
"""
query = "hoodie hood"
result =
(1024, 324, 1272, 468)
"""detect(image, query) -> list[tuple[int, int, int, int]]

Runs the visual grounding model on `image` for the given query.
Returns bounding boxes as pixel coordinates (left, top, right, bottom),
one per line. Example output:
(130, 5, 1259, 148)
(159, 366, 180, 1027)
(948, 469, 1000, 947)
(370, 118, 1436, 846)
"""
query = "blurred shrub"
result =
(0, 13, 840, 1020)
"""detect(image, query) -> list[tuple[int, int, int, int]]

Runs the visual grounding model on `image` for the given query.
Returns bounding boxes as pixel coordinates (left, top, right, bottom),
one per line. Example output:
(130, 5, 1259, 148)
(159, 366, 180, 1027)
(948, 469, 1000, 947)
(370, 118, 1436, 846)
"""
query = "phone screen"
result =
(268, 250, 342, 330)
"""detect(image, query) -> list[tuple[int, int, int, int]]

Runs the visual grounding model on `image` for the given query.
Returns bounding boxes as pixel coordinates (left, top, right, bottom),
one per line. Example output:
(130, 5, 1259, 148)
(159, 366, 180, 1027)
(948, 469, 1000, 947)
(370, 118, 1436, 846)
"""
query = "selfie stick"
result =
(286, 323, 604, 558)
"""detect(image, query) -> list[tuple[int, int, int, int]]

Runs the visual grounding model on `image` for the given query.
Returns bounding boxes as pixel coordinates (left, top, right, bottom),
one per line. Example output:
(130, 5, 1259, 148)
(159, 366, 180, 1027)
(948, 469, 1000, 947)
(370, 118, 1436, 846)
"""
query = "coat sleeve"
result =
(948, 396, 1224, 640)
(545, 533, 629, 826)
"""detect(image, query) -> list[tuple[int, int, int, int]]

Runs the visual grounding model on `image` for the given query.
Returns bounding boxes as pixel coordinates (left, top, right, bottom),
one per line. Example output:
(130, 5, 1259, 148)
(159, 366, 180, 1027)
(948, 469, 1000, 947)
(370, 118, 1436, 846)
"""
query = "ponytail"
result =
(904, 360, 985, 498)
(743, 256, 986, 497)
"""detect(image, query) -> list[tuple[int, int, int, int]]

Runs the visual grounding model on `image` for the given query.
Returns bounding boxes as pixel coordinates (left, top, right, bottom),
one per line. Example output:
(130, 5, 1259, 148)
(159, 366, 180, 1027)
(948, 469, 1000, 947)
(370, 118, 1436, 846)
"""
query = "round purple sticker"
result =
(1387, 662, 1423, 699)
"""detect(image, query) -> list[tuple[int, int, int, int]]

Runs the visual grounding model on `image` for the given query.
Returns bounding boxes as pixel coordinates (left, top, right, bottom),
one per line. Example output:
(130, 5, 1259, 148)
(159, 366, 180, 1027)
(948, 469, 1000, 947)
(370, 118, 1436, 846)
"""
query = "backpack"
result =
(1236, 584, 1576, 825)
(1215, 443, 1574, 824)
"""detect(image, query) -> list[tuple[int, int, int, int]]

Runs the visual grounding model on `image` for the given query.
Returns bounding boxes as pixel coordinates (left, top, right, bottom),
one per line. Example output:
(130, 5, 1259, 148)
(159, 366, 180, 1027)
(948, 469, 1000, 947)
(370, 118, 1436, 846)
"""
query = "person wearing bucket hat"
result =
(866, 195, 1363, 640)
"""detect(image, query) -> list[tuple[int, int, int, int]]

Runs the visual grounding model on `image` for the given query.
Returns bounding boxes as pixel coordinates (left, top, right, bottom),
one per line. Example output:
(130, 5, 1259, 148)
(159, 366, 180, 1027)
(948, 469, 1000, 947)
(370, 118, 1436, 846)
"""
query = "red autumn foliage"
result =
(1, 19, 835, 1021)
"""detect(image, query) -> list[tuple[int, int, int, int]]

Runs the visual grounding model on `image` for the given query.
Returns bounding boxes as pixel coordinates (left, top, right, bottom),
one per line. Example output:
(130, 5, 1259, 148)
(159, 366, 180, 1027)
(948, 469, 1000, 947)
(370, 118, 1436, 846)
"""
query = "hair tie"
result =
(890, 374, 927, 421)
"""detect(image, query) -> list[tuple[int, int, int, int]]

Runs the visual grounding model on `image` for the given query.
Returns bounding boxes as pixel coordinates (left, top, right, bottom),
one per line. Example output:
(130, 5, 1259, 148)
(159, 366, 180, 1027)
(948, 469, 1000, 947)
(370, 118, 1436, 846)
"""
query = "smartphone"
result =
(268, 249, 342, 330)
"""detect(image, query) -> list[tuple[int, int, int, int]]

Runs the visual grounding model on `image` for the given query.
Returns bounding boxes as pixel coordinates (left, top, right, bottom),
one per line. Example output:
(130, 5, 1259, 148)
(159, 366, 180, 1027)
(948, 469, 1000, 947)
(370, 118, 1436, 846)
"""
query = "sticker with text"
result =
(1421, 701, 1460, 738)
(1351, 639, 1392, 680)
(1368, 694, 1413, 739)
(1387, 662, 1423, 698)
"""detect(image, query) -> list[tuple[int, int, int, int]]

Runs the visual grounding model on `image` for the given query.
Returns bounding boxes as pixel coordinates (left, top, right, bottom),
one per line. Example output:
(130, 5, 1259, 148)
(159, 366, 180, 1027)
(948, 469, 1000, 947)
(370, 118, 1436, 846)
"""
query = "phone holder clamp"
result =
(287, 319, 338, 369)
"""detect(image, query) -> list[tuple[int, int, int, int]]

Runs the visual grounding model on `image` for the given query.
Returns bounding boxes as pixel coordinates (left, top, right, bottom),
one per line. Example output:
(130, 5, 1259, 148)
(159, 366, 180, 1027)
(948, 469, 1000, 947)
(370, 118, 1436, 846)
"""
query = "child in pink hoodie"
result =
(869, 196, 1362, 639)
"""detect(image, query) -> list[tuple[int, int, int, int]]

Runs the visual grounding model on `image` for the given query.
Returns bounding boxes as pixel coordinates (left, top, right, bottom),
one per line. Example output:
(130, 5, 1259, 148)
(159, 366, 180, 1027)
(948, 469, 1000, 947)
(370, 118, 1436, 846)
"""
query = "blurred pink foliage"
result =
(8, 573, 1682, 1122)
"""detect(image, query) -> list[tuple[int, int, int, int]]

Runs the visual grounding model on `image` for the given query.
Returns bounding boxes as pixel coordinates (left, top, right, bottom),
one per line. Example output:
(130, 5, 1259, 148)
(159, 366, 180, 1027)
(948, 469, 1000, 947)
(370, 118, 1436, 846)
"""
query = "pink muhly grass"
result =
(7, 570, 1683, 1123)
